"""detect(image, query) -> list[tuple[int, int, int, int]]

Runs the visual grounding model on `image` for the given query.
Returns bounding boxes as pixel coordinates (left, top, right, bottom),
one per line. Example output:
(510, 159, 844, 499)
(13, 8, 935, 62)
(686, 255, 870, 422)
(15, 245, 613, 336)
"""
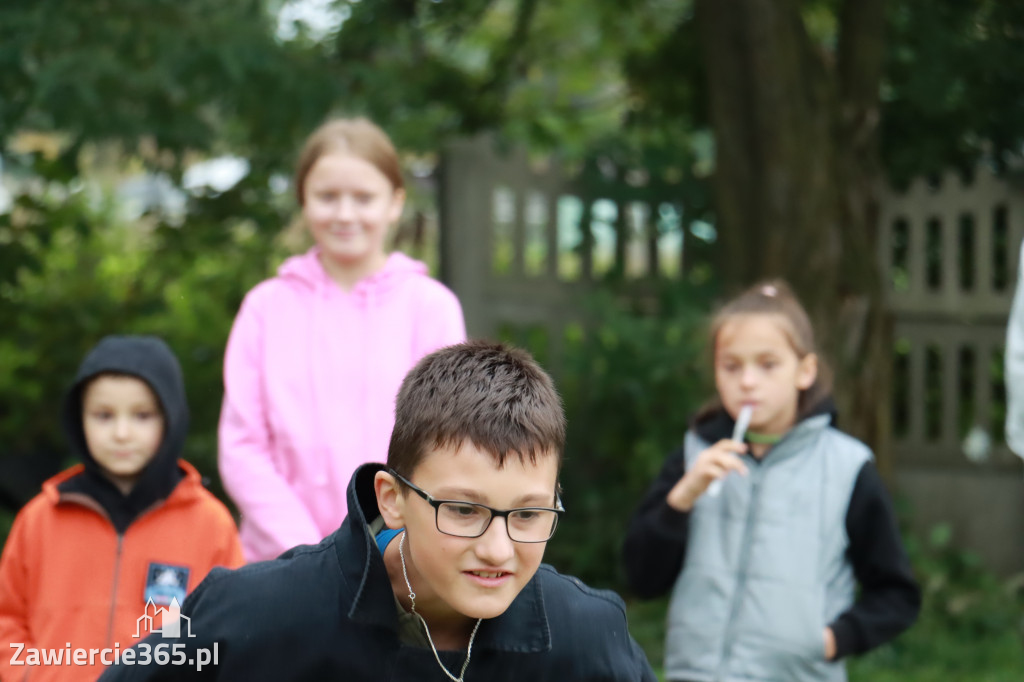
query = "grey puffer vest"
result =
(665, 414, 871, 682)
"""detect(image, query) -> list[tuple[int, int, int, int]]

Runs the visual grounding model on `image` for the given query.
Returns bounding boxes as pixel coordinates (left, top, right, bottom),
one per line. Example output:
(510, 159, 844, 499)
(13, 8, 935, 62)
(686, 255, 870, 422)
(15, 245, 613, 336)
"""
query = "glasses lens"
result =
(436, 502, 491, 537)
(507, 509, 559, 542)
(435, 504, 559, 542)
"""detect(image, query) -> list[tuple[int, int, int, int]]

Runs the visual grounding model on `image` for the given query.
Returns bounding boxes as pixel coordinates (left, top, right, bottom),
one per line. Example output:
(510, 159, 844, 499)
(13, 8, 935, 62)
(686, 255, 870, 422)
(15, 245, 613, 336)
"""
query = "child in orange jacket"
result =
(0, 335, 243, 682)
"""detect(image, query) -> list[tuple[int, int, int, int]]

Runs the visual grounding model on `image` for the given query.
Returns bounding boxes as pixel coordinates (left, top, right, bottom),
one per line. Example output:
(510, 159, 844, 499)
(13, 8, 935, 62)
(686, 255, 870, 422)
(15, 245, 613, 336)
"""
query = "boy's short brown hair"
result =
(387, 341, 565, 477)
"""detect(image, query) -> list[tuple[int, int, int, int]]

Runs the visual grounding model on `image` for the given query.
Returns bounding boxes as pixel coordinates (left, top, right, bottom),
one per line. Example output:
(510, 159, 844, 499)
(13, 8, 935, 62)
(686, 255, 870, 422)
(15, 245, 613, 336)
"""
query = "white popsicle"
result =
(707, 404, 753, 498)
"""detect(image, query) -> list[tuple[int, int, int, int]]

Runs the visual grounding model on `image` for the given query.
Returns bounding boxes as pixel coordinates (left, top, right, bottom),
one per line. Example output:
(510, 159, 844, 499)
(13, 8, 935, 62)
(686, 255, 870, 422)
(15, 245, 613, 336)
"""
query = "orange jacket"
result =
(0, 462, 244, 682)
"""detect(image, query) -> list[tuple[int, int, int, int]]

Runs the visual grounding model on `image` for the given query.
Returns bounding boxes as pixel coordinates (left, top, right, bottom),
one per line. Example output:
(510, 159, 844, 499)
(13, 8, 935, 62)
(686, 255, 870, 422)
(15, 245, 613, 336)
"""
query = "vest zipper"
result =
(716, 464, 765, 680)
(105, 534, 125, 646)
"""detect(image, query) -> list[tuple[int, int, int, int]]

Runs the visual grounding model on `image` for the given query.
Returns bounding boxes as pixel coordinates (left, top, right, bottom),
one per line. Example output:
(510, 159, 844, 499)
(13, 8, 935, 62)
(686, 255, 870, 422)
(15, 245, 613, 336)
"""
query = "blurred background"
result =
(2, 0, 1023, 678)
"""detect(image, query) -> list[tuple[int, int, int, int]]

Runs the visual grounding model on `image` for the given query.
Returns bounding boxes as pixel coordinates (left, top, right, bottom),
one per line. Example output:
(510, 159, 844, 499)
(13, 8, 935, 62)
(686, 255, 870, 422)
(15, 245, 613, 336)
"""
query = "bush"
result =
(0, 173, 290, 525)
(846, 523, 1024, 680)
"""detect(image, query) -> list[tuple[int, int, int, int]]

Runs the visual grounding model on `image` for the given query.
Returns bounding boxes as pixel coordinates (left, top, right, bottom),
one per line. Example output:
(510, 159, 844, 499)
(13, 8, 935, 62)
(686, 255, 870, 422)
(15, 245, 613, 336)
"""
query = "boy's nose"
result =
(473, 517, 516, 566)
(113, 417, 131, 439)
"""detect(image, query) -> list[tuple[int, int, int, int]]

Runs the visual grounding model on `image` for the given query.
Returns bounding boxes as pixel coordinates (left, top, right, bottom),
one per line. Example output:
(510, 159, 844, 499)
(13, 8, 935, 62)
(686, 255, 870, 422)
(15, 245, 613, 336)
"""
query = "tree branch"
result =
(482, 0, 540, 96)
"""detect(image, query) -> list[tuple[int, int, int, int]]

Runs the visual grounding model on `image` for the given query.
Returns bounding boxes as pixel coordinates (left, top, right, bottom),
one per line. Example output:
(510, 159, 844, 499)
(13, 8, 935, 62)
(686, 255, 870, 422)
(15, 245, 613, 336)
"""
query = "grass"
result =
(625, 597, 668, 678)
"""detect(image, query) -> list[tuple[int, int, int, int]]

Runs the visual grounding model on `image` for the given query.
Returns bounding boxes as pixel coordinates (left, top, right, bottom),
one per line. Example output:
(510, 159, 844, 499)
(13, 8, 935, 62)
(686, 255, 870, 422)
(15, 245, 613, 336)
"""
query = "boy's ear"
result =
(796, 352, 818, 390)
(374, 470, 407, 530)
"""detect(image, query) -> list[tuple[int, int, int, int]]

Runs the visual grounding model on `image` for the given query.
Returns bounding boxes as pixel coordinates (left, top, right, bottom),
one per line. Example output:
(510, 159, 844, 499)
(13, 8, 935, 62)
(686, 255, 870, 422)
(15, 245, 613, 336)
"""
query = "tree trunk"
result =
(695, 0, 891, 471)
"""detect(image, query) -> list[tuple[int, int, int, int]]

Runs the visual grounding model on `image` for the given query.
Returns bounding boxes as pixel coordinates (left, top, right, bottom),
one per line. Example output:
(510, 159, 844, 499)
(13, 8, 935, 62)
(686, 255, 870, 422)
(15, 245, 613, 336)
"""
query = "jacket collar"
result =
(692, 397, 838, 465)
(338, 463, 552, 654)
(48, 460, 196, 531)
(694, 396, 837, 443)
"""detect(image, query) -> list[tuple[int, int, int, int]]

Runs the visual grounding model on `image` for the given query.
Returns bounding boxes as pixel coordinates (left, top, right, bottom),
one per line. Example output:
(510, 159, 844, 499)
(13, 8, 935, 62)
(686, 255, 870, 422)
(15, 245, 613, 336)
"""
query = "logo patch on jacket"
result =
(144, 563, 190, 606)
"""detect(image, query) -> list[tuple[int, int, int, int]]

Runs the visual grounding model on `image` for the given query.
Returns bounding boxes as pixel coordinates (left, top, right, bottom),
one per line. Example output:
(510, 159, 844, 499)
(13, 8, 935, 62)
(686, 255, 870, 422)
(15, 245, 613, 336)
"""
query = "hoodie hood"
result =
(59, 335, 187, 532)
(276, 247, 428, 296)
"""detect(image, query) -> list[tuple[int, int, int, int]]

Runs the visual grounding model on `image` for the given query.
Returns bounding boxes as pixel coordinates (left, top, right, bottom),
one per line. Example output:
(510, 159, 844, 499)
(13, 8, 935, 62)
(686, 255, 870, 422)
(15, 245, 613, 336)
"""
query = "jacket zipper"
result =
(57, 488, 171, 648)
(716, 462, 765, 681)
(100, 506, 164, 647)
(105, 534, 125, 647)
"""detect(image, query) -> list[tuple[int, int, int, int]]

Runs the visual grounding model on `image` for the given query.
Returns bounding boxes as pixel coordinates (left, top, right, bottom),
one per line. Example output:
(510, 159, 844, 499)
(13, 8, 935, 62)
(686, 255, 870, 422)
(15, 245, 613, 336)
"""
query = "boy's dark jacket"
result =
(99, 463, 657, 681)
(623, 400, 921, 661)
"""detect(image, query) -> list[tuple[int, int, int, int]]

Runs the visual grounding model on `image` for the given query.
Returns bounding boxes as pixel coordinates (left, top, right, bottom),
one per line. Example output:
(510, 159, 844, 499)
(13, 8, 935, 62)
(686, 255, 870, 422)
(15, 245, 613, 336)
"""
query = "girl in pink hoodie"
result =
(218, 118, 466, 561)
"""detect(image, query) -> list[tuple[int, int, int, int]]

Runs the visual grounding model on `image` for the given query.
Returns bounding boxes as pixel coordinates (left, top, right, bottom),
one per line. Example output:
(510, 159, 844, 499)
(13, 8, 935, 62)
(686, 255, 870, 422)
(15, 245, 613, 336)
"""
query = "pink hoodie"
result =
(218, 248, 465, 561)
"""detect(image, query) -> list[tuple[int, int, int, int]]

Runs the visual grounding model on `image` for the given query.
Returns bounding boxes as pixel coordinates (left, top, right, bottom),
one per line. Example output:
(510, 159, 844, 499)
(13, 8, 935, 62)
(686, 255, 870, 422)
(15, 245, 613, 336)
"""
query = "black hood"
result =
(59, 335, 187, 532)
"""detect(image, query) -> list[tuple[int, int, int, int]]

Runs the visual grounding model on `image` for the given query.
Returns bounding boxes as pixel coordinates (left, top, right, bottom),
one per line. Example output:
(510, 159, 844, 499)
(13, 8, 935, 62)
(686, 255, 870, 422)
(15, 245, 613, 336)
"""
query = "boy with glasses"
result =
(100, 341, 656, 681)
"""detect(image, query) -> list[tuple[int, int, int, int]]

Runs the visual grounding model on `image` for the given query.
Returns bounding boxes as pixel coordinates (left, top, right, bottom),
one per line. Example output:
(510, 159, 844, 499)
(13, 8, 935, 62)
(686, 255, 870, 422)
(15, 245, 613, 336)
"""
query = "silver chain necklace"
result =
(399, 531, 483, 682)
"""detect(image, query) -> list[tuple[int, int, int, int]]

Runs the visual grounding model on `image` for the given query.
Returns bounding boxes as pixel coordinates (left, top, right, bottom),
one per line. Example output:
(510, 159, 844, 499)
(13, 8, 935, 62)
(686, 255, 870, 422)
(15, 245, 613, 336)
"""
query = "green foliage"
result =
(624, 596, 670, 679)
(0, 0, 333, 163)
(846, 523, 1024, 680)
(0, 174, 291, 498)
(503, 278, 718, 589)
(883, 0, 1024, 186)
(329, 0, 696, 157)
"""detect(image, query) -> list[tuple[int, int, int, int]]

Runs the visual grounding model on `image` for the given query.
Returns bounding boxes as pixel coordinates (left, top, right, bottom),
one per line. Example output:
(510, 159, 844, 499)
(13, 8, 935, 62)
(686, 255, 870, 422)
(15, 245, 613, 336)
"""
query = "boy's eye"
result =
(90, 411, 113, 420)
(134, 411, 158, 420)
(510, 510, 556, 534)
(440, 503, 485, 522)
(510, 510, 540, 523)
(354, 192, 373, 204)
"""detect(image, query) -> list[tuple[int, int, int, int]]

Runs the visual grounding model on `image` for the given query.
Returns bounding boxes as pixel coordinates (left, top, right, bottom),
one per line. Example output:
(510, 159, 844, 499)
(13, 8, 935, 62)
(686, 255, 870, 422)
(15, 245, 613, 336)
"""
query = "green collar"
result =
(746, 431, 784, 445)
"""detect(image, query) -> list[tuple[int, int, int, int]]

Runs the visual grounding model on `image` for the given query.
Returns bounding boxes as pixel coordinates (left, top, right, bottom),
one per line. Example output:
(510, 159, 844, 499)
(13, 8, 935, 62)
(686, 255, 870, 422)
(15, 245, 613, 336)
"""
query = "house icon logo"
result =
(134, 598, 195, 639)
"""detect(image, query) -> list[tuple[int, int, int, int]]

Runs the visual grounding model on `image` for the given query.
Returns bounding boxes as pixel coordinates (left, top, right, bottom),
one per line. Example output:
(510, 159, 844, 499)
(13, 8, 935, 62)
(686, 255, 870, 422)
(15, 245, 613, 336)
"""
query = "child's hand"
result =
(666, 439, 749, 511)
(824, 627, 836, 660)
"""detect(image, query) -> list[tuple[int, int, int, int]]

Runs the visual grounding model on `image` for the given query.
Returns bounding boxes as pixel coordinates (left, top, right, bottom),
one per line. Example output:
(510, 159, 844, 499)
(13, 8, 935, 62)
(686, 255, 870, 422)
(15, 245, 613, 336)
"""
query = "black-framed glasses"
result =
(389, 470, 565, 543)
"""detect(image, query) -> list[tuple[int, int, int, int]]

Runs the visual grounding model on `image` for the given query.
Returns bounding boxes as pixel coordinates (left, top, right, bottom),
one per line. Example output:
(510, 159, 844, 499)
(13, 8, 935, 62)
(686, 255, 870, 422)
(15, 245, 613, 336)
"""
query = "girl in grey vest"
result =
(623, 280, 920, 682)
